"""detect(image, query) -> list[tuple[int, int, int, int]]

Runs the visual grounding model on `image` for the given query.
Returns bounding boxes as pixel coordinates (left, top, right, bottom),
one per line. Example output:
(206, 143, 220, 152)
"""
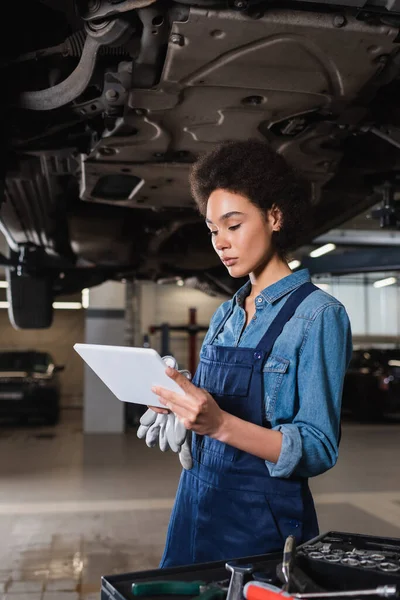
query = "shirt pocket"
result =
(263, 355, 290, 421)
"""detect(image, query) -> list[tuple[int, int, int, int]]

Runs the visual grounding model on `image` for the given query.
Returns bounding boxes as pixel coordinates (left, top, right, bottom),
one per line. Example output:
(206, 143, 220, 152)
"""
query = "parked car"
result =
(380, 349, 400, 419)
(342, 348, 400, 421)
(0, 351, 64, 425)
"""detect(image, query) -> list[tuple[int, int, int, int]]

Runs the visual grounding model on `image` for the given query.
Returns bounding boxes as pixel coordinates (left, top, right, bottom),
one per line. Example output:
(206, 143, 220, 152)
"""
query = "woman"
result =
(151, 139, 352, 568)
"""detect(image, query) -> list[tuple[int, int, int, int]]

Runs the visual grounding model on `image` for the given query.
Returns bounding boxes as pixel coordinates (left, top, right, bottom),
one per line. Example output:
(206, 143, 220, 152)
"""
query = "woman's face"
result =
(206, 189, 281, 278)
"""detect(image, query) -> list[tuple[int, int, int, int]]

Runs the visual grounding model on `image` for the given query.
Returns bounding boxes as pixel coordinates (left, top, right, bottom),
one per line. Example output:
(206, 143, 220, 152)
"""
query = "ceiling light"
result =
(0, 301, 82, 310)
(0, 281, 8, 289)
(288, 260, 301, 270)
(176, 279, 184, 287)
(373, 276, 397, 289)
(388, 360, 400, 367)
(310, 243, 336, 258)
(53, 302, 82, 310)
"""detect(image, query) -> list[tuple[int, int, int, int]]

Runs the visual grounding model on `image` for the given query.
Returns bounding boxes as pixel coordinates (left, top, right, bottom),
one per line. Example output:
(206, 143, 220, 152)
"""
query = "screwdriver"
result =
(244, 581, 398, 600)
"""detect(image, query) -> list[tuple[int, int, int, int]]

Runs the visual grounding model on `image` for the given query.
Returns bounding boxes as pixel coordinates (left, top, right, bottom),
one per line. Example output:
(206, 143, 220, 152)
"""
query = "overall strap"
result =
(255, 282, 318, 356)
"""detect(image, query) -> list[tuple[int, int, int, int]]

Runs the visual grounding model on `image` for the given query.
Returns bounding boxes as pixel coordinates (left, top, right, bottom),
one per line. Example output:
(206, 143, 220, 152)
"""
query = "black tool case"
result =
(101, 532, 400, 600)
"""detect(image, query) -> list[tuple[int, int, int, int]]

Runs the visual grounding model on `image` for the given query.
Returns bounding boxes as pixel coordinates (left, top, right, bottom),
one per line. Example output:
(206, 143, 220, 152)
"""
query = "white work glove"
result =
(137, 356, 193, 470)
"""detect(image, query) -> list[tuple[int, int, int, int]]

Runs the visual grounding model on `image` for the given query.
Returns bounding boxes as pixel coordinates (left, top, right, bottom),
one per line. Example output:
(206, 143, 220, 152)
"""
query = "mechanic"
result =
(149, 139, 352, 567)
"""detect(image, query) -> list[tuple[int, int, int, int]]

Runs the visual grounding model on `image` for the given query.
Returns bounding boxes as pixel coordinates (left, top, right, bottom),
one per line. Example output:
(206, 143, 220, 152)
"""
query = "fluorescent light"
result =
(0, 281, 8, 289)
(288, 260, 301, 270)
(81, 288, 89, 309)
(310, 243, 336, 258)
(53, 302, 82, 310)
(388, 360, 400, 367)
(0, 301, 82, 310)
(373, 276, 397, 289)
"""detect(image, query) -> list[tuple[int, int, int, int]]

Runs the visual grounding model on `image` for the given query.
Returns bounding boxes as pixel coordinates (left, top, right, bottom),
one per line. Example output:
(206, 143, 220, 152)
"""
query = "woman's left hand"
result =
(151, 366, 225, 436)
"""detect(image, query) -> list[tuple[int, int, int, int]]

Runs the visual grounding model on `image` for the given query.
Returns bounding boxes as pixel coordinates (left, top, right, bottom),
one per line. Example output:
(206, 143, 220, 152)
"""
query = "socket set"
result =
(301, 545, 400, 572)
(297, 532, 400, 590)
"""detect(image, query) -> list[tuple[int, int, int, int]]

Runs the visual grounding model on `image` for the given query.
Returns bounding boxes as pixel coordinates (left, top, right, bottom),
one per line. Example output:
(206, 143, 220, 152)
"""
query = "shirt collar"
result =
(233, 269, 311, 306)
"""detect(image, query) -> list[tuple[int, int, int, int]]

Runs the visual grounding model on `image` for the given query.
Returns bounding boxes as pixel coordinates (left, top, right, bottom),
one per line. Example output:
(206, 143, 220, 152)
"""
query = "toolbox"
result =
(101, 532, 400, 600)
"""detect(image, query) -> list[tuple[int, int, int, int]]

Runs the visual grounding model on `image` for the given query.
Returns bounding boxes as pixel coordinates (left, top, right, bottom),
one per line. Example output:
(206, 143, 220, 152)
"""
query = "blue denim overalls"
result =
(160, 282, 319, 568)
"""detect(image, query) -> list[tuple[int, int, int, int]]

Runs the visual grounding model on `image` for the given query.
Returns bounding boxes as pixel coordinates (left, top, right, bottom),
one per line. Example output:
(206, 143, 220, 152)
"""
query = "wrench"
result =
(226, 562, 254, 600)
(282, 536, 296, 592)
(244, 583, 398, 600)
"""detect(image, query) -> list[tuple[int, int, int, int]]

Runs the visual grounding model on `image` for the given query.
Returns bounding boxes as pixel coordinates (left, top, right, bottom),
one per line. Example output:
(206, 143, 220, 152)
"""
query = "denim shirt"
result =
(200, 269, 353, 480)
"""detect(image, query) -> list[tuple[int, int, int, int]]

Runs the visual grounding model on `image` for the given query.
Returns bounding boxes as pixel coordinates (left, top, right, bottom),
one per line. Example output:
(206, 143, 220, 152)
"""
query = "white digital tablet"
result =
(74, 344, 185, 408)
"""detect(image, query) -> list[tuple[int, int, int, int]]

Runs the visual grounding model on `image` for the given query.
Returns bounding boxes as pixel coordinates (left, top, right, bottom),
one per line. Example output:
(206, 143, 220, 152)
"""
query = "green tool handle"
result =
(132, 581, 205, 596)
(198, 588, 226, 600)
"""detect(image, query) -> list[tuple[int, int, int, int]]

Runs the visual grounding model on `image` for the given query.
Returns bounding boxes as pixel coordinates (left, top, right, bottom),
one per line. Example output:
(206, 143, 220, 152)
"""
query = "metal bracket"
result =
(78, 0, 157, 22)
(19, 18, 131, 111)
(360, 125, 400, 152)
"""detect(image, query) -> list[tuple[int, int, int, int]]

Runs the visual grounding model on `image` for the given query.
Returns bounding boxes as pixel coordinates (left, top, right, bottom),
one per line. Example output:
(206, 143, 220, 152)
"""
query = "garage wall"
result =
(314, 274, 400, 342)
(0, 309, 85, 407)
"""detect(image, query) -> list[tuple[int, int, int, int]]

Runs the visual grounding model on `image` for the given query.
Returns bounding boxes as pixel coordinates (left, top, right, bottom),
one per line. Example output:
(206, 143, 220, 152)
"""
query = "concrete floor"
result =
(0, 411, 399, 600)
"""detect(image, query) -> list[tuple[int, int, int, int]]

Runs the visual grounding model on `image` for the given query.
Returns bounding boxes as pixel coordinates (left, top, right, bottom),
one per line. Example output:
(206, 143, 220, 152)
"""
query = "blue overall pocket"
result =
(197, 357, 252, 399)
(192, 484, 298, 563)
(193, 358, 253, 464)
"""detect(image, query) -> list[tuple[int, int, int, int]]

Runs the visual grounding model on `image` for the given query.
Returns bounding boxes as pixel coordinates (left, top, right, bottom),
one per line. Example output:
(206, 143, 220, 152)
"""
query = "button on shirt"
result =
(200, 269, 353, 479)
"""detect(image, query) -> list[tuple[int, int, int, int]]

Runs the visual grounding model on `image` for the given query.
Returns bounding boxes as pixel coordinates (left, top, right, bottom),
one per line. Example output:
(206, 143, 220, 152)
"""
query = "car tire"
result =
(6, 266, 53, 329)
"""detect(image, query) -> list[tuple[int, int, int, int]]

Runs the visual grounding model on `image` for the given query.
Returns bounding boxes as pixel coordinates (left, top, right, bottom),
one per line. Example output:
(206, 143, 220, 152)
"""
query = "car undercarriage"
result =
(2, 0, 400, 328)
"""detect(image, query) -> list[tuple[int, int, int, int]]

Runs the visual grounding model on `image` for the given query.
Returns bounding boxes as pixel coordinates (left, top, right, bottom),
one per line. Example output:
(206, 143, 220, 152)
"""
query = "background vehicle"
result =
(342, 348, 400, 421)
(0, 350, 64, 425)
(3, 0, 400, 329)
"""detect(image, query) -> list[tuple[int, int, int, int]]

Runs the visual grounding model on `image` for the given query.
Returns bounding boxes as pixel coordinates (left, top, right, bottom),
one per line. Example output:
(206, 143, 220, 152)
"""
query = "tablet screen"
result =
(74, 344, 185, 407)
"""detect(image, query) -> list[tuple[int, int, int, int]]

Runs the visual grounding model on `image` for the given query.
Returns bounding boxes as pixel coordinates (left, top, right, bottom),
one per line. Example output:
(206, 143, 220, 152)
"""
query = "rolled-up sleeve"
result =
(265, 304, 352, 479)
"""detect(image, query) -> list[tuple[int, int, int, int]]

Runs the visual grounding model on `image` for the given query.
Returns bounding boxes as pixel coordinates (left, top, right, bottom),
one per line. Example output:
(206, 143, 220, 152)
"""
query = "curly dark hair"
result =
(189, 139, 312, 257)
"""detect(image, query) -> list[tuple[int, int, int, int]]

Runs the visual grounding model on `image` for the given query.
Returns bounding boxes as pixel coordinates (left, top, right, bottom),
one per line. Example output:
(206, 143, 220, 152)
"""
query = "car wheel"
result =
(6, 266, 53, 329)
